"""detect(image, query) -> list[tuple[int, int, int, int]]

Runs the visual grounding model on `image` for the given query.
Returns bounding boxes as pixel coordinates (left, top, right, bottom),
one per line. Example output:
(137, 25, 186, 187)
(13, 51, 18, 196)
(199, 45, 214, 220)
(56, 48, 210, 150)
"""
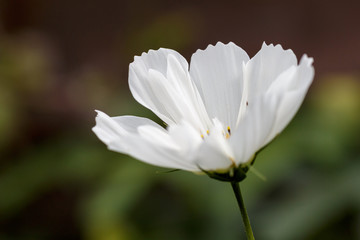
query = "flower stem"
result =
(231, 181, 255, 240)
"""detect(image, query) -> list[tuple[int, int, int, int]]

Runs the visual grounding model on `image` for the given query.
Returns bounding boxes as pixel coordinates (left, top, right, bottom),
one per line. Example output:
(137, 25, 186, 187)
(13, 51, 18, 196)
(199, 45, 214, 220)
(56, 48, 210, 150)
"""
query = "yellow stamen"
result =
(200, 130, 210, 139)
(225, 126, 231, 139)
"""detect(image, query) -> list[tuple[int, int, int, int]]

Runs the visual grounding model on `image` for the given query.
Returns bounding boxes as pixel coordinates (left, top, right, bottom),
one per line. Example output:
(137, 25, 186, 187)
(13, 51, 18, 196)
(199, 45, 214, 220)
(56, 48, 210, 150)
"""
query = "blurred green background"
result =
(0, 0, 359, 239)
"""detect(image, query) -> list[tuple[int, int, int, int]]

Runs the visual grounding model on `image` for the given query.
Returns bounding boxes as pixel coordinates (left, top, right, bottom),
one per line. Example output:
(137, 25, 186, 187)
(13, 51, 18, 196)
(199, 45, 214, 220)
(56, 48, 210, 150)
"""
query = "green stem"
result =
(231, 181, 255, 240)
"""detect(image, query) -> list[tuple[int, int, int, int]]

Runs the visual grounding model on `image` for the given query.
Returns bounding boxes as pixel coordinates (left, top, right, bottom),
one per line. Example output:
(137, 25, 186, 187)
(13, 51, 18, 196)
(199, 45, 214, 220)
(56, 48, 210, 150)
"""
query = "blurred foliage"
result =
(0, 32, 360, 240)
(124, 11, 198, 58)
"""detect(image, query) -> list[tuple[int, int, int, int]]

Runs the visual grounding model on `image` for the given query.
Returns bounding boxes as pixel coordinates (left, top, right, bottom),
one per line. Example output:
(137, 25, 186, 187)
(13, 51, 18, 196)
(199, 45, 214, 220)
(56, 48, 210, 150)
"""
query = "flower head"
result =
(93, 42, 314, 180)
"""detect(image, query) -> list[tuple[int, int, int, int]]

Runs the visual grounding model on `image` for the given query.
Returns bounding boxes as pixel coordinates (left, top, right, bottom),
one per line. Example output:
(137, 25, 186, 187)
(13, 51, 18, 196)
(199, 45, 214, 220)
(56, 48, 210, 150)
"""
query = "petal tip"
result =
(193, 41, 242, 58)
(261, 42, 294, 53)
(300, 54, 314, 66)
(132, 47, 172, 63)
(94, 109, 107, 119)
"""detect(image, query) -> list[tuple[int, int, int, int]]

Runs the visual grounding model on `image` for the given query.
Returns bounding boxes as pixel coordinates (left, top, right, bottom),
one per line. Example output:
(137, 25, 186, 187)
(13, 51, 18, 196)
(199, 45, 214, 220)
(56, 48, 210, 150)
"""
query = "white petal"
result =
(128, 48, 189, 124)
(144, 57, 210, 131)
(138, 125, 180, 150)
(123, 134, 199, 171)
(194, 119, 235, 171)
(236, 43, 313, 147)
(129, 48, 211, 132)
(112, 114, 167, 134)
(195, 143, 234, 171)
(92, 110, 199, 171)
(190, 42, 250, 129)
(92, 110, 129, 149)
(166, 55, 212, 130)
(230, 95, 279, 165)
(146, 69, 183, 123)
(131, 48, 188, 80)
(92, 110, 165, 153)
(265, 55, 314, 141)
(167, 120, 203, 155)
(245, 42, 297, 100)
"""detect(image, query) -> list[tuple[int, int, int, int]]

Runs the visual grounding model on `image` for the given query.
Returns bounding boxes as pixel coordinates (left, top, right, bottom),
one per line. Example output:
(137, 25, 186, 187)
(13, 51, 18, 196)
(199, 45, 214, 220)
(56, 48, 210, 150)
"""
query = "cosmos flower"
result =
(93, 42, 314, 181)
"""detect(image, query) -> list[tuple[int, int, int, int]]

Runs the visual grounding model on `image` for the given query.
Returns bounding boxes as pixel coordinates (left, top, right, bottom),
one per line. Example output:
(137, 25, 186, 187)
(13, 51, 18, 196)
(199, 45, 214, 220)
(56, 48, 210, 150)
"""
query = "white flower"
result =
(93, 42, 314, 176)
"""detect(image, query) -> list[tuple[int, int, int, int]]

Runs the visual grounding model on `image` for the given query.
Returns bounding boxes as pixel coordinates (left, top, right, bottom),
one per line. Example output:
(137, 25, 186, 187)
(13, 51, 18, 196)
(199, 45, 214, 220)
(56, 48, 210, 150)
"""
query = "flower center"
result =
(200, 126, 231, 139)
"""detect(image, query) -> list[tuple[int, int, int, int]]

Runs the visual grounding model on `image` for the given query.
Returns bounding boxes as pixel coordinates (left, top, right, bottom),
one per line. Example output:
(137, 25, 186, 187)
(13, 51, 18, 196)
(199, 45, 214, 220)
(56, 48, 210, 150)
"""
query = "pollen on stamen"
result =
(225, 126, 231, 139)
(201, 130, 210, 139)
